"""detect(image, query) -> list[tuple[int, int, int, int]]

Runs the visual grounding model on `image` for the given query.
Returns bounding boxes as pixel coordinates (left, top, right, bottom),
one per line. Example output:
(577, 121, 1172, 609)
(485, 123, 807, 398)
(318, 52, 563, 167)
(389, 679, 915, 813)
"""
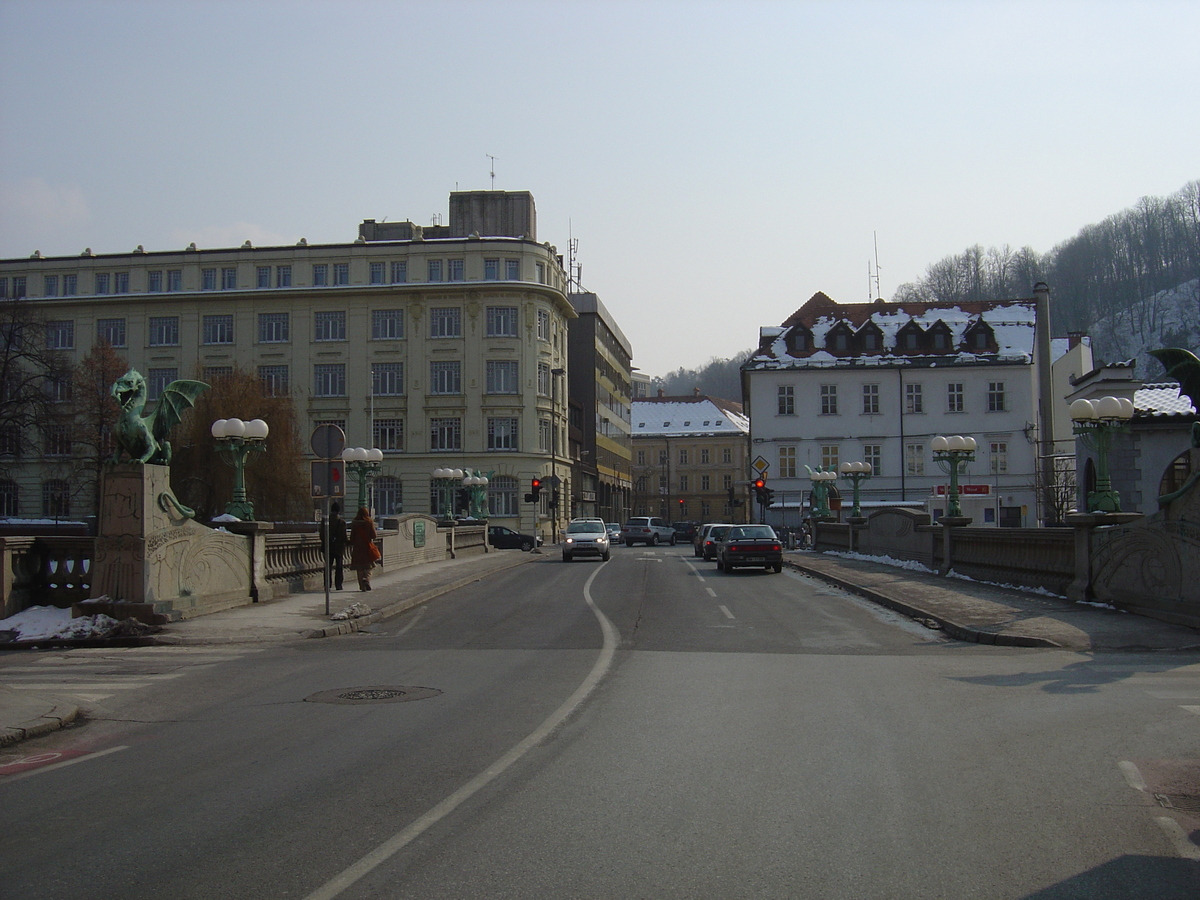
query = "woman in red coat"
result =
(349, 507, 379, 591)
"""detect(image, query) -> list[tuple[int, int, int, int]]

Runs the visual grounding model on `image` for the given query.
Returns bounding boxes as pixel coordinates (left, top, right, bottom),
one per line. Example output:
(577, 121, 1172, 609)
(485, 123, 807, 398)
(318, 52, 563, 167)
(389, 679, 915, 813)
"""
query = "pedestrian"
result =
(349, 506, 380, 592)
(321, 502, 349, 590)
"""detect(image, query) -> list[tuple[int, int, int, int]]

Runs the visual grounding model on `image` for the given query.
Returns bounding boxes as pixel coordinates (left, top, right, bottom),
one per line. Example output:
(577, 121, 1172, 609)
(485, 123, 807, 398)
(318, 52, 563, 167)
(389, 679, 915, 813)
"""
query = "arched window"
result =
(372, 476, 403, 515)
(0, 479, 17, 516)
(487, 475, 519, 518)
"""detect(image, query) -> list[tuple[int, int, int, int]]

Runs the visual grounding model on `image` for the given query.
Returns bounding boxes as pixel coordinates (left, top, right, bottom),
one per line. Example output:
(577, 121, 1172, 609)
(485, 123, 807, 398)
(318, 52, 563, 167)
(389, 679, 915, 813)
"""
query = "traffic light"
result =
(550, 489, 560, 509)
(753, 478, 766, 503)
(526, 478, 542, 503)
(763, 487, 775, 505)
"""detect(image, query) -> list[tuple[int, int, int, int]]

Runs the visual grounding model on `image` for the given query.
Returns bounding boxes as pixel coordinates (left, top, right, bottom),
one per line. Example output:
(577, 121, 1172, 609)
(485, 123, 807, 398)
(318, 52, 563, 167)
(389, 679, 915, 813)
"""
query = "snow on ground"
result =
(825, 550, 1074, 600)
(0, 605, 123, 642)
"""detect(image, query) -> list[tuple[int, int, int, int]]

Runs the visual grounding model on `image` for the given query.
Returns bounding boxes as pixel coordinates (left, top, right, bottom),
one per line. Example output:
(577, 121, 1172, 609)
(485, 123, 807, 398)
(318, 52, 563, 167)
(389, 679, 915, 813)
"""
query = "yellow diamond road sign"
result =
(752, 455, 770, 474)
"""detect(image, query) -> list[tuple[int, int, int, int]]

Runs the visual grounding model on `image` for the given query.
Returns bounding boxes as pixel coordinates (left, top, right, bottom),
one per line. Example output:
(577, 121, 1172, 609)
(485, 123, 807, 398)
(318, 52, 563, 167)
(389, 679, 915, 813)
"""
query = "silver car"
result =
(562, 520, 611, 562)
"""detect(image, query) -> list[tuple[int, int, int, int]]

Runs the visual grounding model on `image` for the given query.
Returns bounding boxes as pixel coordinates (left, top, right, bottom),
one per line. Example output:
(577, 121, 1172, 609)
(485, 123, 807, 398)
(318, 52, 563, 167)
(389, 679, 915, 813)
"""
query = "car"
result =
(716, 524, 784, 573)
(621, 516, 676, 546)
(693, 523, 728, 557)
(697, 523, 734, 560)
(487, 525, 542, 552)
(605, 523, 622, 543)
(562, 519, 611, 562)
(672, 522, 698, 544)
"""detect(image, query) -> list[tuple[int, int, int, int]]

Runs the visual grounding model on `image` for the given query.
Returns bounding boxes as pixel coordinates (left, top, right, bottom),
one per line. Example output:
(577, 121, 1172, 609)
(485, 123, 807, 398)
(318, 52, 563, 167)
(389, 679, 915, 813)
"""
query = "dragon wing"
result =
(148, 379, 209, 443)
(1149, 348, 1200, 411)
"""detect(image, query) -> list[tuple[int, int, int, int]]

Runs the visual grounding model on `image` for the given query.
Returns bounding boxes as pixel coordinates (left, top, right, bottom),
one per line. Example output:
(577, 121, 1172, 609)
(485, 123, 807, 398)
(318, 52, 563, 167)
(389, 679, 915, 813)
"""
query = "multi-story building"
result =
(566, 292, 632, 523)
(630, 393, 751, 524)
(1, 190, 574, 540)
(742, 286, 1064, 527)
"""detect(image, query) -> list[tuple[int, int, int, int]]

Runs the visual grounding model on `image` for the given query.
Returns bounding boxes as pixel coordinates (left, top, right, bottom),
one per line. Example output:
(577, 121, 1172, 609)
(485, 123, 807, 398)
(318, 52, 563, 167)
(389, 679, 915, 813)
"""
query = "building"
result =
(0, 191, 574, 541)
(741, 286, 1067, 527)
(630, 393, 751, 524)
(566, 292, 633, 523)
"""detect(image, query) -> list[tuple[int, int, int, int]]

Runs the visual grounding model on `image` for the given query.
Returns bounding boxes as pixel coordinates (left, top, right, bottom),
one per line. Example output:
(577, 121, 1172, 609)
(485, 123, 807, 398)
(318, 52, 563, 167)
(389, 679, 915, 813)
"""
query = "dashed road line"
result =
(719, 605, 735, 619)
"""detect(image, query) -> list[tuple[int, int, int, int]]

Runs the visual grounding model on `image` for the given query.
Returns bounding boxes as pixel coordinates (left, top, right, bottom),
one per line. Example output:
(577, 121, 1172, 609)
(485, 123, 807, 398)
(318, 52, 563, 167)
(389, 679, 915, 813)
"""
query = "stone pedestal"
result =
(938, 517, 972, 575)
(1064, 511, 1145, 603)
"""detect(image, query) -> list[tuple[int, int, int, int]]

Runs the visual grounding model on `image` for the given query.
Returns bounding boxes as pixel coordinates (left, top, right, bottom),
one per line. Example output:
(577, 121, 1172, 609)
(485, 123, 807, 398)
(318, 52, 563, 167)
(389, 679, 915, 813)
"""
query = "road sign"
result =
(311, 423, 346, 460)
(311, 460, 345, 498)
(752, 455, 770, 474)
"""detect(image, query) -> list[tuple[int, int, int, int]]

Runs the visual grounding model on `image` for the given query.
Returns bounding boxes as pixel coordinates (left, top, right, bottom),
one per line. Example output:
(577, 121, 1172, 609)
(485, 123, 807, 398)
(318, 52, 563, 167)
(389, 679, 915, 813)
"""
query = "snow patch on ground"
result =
(826, 550, 1074, 601)
(0, 605, 121, 641)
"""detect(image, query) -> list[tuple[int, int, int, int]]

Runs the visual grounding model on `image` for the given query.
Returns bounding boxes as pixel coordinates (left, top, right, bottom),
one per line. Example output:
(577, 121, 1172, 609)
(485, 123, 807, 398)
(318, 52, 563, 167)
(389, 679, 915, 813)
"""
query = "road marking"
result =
(636, 558, 662, 563)
(1118, 760, 1146, 792)
(395, 607, 426, 636)
(705, 588, 716, 598)
(1182, 705, 1200, 715)
(1155, 816, 1200, 860)
(719, 605, 735, 619)
(302, 562, 619, 900)
(1, 745, 129, 782)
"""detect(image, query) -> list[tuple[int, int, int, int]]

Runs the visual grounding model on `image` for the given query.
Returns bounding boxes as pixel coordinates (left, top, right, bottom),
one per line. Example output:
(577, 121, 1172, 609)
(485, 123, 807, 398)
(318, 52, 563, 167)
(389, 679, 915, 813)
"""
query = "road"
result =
(2, 544, 1198, 899)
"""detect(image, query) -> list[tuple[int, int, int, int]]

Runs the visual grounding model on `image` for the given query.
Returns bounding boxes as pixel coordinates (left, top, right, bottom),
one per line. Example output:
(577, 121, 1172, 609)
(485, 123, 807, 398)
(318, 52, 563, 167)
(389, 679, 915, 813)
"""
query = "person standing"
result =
(322, 502, 349, 590)
(349, 506, 379, 592)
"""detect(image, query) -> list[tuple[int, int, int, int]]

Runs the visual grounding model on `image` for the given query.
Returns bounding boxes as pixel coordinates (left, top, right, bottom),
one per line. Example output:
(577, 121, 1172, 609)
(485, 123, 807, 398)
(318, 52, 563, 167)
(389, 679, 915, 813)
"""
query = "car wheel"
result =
(562, 554, 572, 562)
(694, 546, 701, 557)
(716, 557, 724, 571)
(602, 552, 610, 561)
(651, 534, 659, 545)
(669, 534, 677, 545)
(520, 539, 533, 552)
(773, 563, 783, 573)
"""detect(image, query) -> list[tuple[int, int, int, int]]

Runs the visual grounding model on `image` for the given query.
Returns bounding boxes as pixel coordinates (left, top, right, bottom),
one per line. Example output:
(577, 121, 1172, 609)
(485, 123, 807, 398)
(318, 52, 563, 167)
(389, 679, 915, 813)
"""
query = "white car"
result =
(562, 520, 611, 562)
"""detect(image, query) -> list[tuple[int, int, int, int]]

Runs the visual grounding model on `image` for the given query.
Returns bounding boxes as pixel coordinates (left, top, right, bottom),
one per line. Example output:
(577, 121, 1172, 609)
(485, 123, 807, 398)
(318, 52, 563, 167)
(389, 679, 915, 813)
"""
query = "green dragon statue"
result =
(111, 369, 208, 465)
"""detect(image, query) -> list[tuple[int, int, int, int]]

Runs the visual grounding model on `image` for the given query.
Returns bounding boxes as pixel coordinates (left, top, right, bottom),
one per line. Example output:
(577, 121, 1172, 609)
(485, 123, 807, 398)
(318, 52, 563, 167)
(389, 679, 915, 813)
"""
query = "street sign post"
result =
(311, 424, 347, 615)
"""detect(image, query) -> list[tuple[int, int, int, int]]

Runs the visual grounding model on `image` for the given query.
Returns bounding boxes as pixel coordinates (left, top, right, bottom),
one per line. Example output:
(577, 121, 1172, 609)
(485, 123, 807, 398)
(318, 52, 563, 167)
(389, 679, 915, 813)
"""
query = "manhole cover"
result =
(305, 685, 441, 705)
(1155, 793, 1200, 811)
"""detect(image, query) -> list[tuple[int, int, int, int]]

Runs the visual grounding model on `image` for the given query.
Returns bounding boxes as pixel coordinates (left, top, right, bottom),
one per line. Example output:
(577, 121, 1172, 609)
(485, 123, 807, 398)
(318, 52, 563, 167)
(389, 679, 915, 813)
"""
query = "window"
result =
(821, 445, 840, 469)
(636, 450, 646, 466)
(373, 418, 404, 452)
(487, 306, 518, 337)
(429, 361, 461, 394)
(97, 318, 126, 347)
(391, 261, 407, 284)
(948, 382, 964, 413)
(536, 262, 546, 284)
(276, 265, 291, 288)
(203, 366, 233, 382)
(95, 273, 110, 294)
(0, 480, 17, 516)
(863, 444, 882, 476)
(427, 259, 443, 282)
(701, 475, 711, 491)
(990, 442, 1008, 474)
(988, 381, 1006, 412)
(148, 270, 163, 292)
(779, 446, 797, 479)
(484, 259, 499, 280)
(430, 417, 461, 451)
(372, 308, 404, 340)
(906, 383, 923, 414)
(47, 375, 70, 403)
(505, 258, 520, 280)
(167, 270, 182, 291)
(488, 475, 519, 517)
(537, 362, 551, 397)
(45, 424, 71, 457)
(42, 480, 70, 517)
(333, 263, 349, 286)
(906, 443, 925, 476)
(149, 317, 179, 347)
(43, 275, 58, 296)
(701, 448, 710, 464)
(257, 266, 271, 288)
(314, 311, 346, 342)
(487, 417, 519, 451)
(202, 314, 234, 345)
(931, 330, 949, 351)
(429, 307, 461, 338)
(373, 362, 404, 396)
(723, 474, 733, 490)
(312, 264, 328, 286)
(313, 364, 346, 397)
(722, 447, 732, 464)
(258, 312, 289, 343)
(258, 365, 289, 397)
(973, 329, 991, 350)
(448, 259, 464, 281)
(659, 449, 668, 465)
(117, 272, 132, 294)
(537, 309, 550, 342)
(539, 418, 552, 453)
(202, 268, 217, 291)
(901, 330, 920, 351)
(369, 261, 385, 285)
(862, 383, 879, 415)
(147, 367, 178, 400)
(674, 449, 686, 465)
(778, 384, 795, 415)
(0, 425, 19, 457)
(222, 267, 236, 290)
(486, 360, 519, 394)
(821, 384, 838, 415)
(861, 330, 880, 352)
(63, 274, 77, 296)
(679, 475, 689, 491)
(46, 320, 74, 350)
(373, 476, 403, 515)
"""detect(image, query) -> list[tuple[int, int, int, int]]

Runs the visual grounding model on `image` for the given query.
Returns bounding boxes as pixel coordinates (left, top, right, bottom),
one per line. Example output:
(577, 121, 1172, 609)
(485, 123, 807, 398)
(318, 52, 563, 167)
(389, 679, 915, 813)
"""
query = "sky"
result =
(1, 0, 1197, 379)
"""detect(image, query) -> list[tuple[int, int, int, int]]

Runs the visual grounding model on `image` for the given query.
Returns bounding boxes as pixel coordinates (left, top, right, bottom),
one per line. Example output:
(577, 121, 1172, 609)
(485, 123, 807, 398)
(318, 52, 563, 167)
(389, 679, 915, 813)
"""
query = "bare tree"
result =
(71, 340, 129, 517)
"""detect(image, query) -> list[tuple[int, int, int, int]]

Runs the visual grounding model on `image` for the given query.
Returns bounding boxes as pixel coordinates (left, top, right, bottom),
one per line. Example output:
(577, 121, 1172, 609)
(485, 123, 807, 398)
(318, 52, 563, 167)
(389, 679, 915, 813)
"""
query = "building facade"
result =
(1, 191, 574, 540)
(630, 394, 751, 524)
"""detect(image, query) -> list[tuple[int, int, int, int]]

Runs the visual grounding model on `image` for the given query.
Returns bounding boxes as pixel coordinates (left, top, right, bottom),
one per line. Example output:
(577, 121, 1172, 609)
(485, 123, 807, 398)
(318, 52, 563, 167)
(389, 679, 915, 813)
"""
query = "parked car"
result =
(562, 519, 611, 562)
(672, 522, 698, 544)
(697, 523, 733, 560)
(606, 523, 622, 544)
(621, 516, 676, 546)
(716, 524, 783, 573)
(488, 525, 542, 552)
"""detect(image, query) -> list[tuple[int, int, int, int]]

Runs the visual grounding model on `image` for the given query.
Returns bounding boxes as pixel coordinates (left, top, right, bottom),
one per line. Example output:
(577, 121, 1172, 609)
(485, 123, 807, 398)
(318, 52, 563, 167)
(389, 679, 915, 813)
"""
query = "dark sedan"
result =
(716, 524, 783, 573)
(488, 525, 541, 552)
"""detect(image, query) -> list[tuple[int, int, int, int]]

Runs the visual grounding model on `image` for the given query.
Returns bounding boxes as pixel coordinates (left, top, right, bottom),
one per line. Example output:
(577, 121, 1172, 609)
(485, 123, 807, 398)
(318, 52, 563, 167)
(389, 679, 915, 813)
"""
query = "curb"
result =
(0, 700, 80, 747)
(783, 557, 1065, 649)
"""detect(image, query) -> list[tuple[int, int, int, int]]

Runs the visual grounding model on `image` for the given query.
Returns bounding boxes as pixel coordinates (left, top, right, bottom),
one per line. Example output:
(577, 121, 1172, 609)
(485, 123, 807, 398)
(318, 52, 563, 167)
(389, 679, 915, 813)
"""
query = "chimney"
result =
(693, 387, 701, 396)
(1068, 331, 1084, 350)
(657, 388, 665, 398)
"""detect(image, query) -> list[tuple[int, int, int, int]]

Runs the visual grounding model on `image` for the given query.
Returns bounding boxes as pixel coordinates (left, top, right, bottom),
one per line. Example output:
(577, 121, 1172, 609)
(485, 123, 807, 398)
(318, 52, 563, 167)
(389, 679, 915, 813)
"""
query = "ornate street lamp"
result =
(462, 469, 491, 519)
(431, 467, 464, 519)
(211, 417, 269, 520)
(806, 466, 837, 519)
(932, 434, 977, 521)
(1070, 396, 1135, 513)
(342, 446, 383, 511)
(838, 460, 873, 520)
(431, 467, 491, 519)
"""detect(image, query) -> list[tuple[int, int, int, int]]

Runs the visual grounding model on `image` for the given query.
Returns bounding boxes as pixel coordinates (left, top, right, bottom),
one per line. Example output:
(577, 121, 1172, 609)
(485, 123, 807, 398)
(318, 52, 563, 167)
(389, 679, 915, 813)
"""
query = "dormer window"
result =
(965, 322, 996, 352)
(785, 327, 812, 354)
(897, 324, 924, 353)
(928, 322, 953, 353)
(858, 324, 883, 353)
(826, 323, 854, 356)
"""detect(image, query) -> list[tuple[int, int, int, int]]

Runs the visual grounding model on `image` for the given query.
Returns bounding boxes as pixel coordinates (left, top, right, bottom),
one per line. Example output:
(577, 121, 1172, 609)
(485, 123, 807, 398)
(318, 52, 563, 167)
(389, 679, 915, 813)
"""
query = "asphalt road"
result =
(2, 544, 1198, 899)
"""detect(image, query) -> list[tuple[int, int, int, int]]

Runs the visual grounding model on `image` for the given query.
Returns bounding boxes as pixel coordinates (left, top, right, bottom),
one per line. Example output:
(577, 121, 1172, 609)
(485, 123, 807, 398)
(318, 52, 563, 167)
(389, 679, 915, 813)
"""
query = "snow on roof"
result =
(1134, 383, 1197, 417)
(632, 397, 749, 436)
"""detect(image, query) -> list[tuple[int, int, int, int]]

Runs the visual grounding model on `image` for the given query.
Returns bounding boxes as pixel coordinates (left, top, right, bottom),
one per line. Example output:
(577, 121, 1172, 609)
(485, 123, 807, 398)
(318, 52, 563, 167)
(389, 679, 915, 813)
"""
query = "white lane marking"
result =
(2, 745, 129, 783)
(1156, 816, 1200, 860)
(303, 562, 619, 900)
(1182, 705, 1200, 715)
(1118, 760, 1146, 792)
(1145, 691, 1200, 700)
(637, 559, 663, 563)
(719, 605, 735, 619)
(395, 607, 427, 636)
(705, 588, 717, 598)
(6, 679, 181, 690)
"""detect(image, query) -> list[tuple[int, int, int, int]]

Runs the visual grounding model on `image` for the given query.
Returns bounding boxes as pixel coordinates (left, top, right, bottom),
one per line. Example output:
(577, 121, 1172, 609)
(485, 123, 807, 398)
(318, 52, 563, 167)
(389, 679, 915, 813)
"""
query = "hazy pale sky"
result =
(2, 0, 1196, 378)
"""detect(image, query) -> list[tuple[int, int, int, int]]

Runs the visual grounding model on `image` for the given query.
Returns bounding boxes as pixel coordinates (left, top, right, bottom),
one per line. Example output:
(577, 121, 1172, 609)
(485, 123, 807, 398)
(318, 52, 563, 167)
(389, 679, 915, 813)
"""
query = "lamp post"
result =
(431, 467, 491, 519)
(211, 417, 269, 520)
(431, 467, 464, 519)
(462, 469, 491, 518)
(1070, 396, 1135, 513)
(806, 466, 837, 519)
(342, 446, 383, 511)
(838, 460, 873, 521)
(932, 434, 977, 521)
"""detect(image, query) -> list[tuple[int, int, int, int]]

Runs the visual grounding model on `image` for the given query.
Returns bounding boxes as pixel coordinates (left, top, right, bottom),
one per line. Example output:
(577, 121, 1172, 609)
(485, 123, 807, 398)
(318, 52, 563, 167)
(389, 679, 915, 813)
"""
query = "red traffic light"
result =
(753, 478, 765, 489)
(531, 478, 542, 489)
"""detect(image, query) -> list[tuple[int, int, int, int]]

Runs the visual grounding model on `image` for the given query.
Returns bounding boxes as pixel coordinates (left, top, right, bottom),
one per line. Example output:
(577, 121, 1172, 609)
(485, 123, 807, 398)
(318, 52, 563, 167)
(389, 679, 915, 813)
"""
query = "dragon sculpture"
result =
(111, 369, 209, 465)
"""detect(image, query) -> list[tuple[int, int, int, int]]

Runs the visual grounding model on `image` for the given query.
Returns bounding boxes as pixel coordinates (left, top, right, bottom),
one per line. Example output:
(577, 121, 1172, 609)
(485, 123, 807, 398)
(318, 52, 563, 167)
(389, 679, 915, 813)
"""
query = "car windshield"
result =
(728, 526, 776, 540)
(568, 522, 605, 533)
(624, 519, 648, 527)
(709, 526, 732, 540)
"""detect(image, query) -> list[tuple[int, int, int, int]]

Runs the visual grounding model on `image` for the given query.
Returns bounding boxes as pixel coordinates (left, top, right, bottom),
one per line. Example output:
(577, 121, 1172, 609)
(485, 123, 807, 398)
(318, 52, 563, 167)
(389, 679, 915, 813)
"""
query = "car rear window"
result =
(568, 522, 605, 533)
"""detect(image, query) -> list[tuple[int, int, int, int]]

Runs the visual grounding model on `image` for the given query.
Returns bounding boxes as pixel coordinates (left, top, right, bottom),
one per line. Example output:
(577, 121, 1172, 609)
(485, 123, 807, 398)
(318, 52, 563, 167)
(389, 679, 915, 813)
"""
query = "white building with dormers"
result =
(741, 286, 1068, 527)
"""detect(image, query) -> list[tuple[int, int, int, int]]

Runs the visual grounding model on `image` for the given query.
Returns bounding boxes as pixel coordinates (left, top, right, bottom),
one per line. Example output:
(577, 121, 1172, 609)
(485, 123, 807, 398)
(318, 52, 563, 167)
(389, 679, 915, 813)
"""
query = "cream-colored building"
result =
(1, 190, 574, 540)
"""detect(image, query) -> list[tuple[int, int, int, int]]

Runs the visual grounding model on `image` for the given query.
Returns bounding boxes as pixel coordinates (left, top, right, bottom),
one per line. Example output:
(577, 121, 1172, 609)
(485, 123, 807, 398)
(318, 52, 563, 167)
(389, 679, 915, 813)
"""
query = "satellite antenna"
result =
(487, 154, 498, 190)
(870, 231, 883, 300)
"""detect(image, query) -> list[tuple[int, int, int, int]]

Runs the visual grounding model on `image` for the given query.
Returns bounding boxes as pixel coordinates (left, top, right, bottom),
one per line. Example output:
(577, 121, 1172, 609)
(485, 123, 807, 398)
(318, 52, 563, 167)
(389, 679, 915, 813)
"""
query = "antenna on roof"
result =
(870, 231, 883, 300)
(487, 154, 498, 190)
(568, 220, 582, 292)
